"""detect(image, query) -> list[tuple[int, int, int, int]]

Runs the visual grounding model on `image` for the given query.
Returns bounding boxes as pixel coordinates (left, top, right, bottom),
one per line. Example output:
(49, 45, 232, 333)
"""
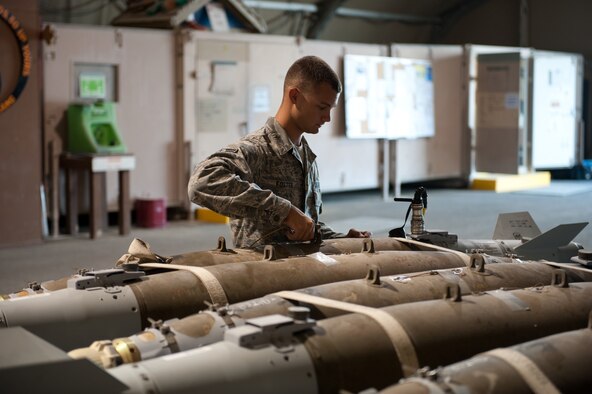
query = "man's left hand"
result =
(346, 228, 372, 238)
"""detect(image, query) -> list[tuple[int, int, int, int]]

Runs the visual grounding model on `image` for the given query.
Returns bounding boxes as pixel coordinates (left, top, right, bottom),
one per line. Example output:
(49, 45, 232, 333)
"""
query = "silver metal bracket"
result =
(67, 268, 145, 290)
(225, 313, 315, 350)
(412, 231, 459, 249)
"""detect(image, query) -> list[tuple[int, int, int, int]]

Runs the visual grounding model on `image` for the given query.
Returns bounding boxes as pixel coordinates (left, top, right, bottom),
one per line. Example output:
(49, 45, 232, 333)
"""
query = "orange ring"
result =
(0, 5, 31, 113)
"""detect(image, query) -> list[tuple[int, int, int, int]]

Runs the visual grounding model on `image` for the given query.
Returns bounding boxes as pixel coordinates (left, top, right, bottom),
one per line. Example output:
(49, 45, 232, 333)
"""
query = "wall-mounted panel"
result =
(344, 54, 434, 140)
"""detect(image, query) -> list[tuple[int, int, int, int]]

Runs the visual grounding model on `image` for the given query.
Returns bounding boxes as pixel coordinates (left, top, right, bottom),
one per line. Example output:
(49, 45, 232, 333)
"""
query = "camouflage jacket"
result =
(188, 117, 342, 248)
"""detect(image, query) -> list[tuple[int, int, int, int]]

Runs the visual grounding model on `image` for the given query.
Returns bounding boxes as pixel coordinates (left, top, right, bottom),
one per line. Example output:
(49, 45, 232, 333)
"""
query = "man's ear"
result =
(288, 87, 299, 104)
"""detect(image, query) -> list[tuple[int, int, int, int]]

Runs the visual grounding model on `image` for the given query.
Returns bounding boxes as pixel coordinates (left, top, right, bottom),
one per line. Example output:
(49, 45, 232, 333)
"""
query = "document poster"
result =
(344, 54, 435, 140)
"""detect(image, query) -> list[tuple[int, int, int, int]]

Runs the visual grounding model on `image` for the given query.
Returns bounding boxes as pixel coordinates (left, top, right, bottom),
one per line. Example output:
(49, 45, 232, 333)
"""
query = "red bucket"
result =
(135, 198, 166, 228)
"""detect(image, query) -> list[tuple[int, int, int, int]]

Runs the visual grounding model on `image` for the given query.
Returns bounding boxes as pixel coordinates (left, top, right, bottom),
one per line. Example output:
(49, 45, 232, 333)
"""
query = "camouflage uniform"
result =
(188, 117, 342, 248)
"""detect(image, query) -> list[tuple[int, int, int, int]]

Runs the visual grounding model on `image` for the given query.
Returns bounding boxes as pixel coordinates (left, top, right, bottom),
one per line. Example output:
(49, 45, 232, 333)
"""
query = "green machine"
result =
(67, 101, 126, 154)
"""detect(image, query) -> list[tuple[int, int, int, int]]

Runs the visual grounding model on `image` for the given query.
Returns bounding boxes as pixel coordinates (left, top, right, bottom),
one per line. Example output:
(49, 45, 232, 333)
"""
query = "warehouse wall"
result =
(436, 0, 520, 46)
(438, 0, 592, 158)
(529, 1, 592, 57)
(439, 0, 592, 59)
(529, 0, 592, 158)
(391, 44, 466, 185)
(300, 39, 387, 192)
(42, 24, 178, 212)
(0, 0, 43, 247)
(185, 32, 387, 193)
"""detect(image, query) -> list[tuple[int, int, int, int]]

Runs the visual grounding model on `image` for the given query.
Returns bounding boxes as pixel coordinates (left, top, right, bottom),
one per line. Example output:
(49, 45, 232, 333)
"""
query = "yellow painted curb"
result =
(471, 171, 551, 192)
(195, 208, 229, 224)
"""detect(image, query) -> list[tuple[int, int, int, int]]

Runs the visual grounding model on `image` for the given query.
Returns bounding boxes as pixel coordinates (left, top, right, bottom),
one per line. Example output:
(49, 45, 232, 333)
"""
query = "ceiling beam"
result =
(244, 1, 441, 25)
(430, 0, 489, 42)
(306, 0, 348, 39)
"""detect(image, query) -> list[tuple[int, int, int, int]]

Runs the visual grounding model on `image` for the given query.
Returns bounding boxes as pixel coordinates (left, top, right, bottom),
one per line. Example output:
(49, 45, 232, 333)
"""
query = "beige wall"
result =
(437, 0, 592, 158)
(186, 32, 388, 194)
(185, 32, 465, 194)
(43, 24, 179, 211)
(392, 44, 466, 184)
(0, 0, 43, 247)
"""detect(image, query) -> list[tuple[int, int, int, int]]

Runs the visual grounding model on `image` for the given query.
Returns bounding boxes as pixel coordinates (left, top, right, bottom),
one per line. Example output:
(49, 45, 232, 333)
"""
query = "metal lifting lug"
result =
(27, 281, 41, 291)
(362, 238, 376, 253)
(469, 254, 486, 272)
(263, 245, 277, 261)
(217, 236, 230, 253)
(68, 268, 145, 290)
(444, 283, 462, 302)
(224, 313, 316, 350)
(551, 269, 569, 288)
(365, 266, 382, 286)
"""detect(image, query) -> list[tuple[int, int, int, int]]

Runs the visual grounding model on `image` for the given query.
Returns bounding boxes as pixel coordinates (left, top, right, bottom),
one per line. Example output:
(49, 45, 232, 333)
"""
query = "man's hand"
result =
(346, 228, 372, 238)
(283, 206, 315, 241)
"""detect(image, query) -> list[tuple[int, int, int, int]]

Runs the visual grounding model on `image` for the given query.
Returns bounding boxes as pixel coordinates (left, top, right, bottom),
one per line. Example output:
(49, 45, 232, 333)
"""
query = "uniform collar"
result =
(265, 117, 316, 161)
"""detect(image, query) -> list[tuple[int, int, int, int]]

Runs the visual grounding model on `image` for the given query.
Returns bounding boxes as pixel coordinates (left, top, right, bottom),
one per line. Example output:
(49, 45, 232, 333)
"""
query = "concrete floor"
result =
(1, 182, 591, 293)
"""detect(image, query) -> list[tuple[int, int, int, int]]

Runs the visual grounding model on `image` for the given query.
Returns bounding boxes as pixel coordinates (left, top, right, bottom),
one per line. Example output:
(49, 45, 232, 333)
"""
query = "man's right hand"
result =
(283, 206, 315, 241)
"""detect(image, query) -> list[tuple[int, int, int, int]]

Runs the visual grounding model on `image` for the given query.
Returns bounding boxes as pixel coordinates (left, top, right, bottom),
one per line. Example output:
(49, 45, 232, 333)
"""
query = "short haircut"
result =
(284, 56, 342, 94)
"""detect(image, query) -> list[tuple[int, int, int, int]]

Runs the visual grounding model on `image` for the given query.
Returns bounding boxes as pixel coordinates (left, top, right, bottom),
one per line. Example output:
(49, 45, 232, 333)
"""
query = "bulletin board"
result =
(344, 54, 435, 140)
